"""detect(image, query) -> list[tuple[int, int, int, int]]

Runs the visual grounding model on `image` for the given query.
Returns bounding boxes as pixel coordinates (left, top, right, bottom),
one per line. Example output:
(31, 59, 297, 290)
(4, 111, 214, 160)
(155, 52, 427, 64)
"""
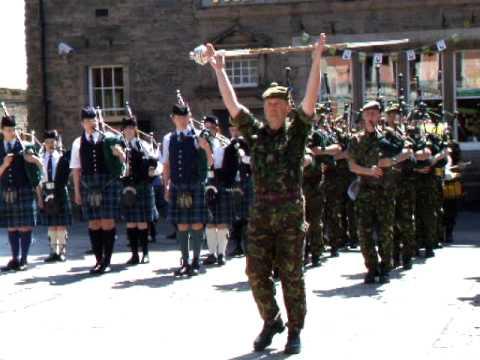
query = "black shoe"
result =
(58, 253, 67, 262)
(230, 247, 244, 257)
(311, 255, 321, 267)
(98, 263, 112, 274)
(364, 270, 376, 284)
(253, 317, 285, 352)
(378, 272, 390, 284)
(126, 254, 140, 266)
(217, 254, 226, 266)
(141, 254, 150, 264)
(89, 263, 103, 274)
(2, 259, 20, 272)
(445, 233, 453, 244)
(191, 258, 200, 275)
(203, 254, 217, 265)
(166, 232, 176, 240)
(174, 261, 191, 277)
(392, 255, 401, 268)
(284, 329, 302, 355)
(330, 248, 339, 258)
(44, 253, 59, 263)
(425, 248, 435, 258)
(402, 259, 412, 271)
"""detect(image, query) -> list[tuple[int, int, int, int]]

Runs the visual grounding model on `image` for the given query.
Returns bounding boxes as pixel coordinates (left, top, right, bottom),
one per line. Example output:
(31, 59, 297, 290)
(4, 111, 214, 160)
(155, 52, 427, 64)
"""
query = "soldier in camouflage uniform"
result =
(348, 101, 413, 284)
(385, 104, 416, 270)
(206, 34, 326, 355)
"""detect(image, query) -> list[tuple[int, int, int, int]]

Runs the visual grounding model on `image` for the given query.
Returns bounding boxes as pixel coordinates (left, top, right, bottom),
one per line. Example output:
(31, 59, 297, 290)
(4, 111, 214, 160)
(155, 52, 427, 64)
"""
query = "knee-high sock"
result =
(127, 228, 139, 257)
(190, 229, 204, 259)
(103, 229, 116, 266)
(217, 228, 229, 256)
(48, 229, 57, 254)
(206, 227, 218, 254)
(138, 228, 149, 256)
(89, 229, 103, 264)
(149, 222, 156, 242)
(8, 231, 20, 261)
(177, 231, 189, 262)
(19, 231, 32, 263)
(57, 229, 68, 255)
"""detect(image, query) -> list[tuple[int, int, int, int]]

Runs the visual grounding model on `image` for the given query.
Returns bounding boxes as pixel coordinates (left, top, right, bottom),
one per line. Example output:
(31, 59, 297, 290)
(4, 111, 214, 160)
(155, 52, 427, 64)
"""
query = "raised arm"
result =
(302, 34, 327, 117)
(206, 44, 245, 119)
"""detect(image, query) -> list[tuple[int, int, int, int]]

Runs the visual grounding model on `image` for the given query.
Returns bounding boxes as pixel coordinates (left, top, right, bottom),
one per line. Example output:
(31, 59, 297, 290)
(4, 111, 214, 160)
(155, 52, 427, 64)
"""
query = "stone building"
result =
(0, 88, 28, 130)
(25, 0, 480, 205)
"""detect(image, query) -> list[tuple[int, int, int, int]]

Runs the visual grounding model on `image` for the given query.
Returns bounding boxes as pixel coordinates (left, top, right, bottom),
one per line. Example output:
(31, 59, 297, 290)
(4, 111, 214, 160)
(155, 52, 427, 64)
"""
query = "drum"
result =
(443, 176, 463, 200)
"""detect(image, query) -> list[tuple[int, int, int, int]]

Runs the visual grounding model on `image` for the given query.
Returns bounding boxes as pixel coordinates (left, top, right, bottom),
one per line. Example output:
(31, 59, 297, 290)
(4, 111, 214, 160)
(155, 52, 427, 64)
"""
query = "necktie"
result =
(6, 142, 12, 153)
(47, 154, 53, 182)
(89, 134, 94, 143)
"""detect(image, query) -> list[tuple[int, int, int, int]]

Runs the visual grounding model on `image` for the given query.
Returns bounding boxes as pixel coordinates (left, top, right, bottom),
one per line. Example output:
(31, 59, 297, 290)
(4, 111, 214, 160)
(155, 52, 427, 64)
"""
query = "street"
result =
(0, 212, 479, 360)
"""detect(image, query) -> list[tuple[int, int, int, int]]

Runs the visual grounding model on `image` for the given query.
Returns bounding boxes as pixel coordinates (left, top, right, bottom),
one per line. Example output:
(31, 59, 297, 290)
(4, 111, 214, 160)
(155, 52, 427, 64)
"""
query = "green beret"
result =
(262, 82, 289, 101)
(385, 102, 400, 114)
(362, 100, 381, 112)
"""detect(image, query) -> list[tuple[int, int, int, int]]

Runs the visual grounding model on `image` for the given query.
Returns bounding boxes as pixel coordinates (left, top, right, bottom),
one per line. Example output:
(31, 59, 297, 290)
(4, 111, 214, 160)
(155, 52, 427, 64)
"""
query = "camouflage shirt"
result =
(231, 107, 313, 195)
(348, 130, 396, 189)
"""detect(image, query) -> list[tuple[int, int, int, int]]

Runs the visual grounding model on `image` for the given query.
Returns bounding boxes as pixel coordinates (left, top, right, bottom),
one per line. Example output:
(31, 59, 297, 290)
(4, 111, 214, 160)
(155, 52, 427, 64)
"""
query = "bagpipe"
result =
(0, 102, 43, 188)
(95, 107, 126, 178)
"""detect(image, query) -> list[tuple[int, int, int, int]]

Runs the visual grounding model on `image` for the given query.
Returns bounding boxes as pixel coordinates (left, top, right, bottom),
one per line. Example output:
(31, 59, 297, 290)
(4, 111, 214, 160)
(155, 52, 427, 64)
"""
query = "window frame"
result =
(225, 57, 259, 89)
(88, 65, 127, 119)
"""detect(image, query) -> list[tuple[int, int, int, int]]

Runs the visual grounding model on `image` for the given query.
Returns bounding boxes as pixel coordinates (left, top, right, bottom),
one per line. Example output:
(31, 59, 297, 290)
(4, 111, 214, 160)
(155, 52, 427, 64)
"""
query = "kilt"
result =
(167, 182, 207, 225)
(233, 178, 254, 221)
(122, 183, 159, 223)
(0, 186, 37, 228)
(207, 186, 234, 225)
(39, 186, 73, 226)
(154, 183, 167, 219)
(81, 174, 122, 221)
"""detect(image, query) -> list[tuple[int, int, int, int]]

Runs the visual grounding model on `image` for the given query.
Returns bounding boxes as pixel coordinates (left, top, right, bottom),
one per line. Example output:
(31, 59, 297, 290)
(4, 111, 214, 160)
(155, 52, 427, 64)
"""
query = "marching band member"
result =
(121, 116, 158, 265)
(0, 115, 43, 271)
(163, 102, 212, 277)
(39, 130, 72, 262)
(203, 115, 235, 266)
(70, 106, 126, 274)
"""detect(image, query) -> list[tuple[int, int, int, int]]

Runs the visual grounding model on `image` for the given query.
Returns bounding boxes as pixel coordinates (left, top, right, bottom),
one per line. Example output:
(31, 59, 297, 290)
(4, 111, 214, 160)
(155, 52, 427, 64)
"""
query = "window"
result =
(319, 56, 353, 115)
(365, 55, 398, 103)
(89, 66, 126, 117)
(456, 50, 480, 142)
(225, 58, 258, 88)
(410, 52, 442, 101)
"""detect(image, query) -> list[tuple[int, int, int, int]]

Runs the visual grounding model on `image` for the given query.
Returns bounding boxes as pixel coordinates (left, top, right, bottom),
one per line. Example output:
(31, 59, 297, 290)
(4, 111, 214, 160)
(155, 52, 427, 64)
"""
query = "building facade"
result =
(25, 0, 480, 205)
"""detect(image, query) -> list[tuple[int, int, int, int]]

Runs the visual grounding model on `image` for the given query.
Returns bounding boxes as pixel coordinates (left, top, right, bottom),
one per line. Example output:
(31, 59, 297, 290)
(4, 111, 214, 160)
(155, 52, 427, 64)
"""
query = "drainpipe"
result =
(39, 0, 49, 130)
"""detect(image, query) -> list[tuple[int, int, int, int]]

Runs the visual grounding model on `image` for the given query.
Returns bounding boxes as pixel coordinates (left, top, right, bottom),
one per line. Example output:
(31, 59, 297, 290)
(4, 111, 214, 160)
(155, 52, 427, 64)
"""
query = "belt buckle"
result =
(45, 182, 55, 191)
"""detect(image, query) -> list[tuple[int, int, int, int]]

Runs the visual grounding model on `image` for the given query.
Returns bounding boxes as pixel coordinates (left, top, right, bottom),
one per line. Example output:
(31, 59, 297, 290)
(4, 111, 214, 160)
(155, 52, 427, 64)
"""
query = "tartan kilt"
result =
(207, 186, 234, 225)
(81, 174, 121, 221)
(167, 182, 207, 225)
(233, 178, 254, 221)
(39, 186, 73, 226)
(121, 183, 159, 223)
(0, 186, 37, 228)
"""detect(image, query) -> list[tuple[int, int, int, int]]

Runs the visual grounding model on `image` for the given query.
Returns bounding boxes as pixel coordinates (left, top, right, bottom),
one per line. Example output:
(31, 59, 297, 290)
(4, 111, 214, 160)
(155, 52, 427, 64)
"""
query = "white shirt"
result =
(42, 150, 61, 183)
(162, 127, 198, 165)
(213, 145, 226, 169)
(69, 132, 101, 170)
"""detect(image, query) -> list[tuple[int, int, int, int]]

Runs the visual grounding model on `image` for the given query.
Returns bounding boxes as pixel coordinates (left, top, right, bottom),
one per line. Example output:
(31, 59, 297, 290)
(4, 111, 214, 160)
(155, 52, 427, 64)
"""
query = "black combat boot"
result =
(253, 316, 285, 352)
(402, 257, 412, 271)
(284, 328, 302, 355)
(311, 255, 321, 267)
(378, 263, 390, 284)
(425, 248, 435, 258)
(174, 259, 191, 277)
(191, 257, 200, 276)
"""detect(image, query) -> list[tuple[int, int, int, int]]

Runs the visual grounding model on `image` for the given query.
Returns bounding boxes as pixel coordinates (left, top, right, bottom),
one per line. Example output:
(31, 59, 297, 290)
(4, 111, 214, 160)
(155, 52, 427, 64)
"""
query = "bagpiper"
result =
(121, 115, 158, 265)
(0, 114, 43, 271)
(70, 106, 126, 274)
(39, 130, 72, 262)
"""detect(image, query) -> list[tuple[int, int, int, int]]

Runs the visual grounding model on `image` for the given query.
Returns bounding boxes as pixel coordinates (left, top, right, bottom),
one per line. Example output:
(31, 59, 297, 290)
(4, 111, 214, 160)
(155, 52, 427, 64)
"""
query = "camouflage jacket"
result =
(348, 130, 396, 189)
(231, 107, 313, 196)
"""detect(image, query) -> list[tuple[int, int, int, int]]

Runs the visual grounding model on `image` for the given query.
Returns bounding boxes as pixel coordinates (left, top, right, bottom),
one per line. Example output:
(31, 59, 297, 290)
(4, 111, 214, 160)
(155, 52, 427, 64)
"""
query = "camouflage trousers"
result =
(393, 177, 416, 262)
(246, 198, 307, 330)
(304, 184, 325, 258)
(323, 174, 351, 249)
(415, 173, 438, 250)
(356, 184, 395, 272)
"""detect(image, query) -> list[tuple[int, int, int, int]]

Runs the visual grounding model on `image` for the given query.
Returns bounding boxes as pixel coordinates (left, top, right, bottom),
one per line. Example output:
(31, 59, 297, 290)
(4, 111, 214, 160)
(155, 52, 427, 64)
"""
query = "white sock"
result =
(48, 229, 57, 254)
(57, 229, 68, 255)
(217, 228, 229, 256)
(206, 227, 218, 255)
